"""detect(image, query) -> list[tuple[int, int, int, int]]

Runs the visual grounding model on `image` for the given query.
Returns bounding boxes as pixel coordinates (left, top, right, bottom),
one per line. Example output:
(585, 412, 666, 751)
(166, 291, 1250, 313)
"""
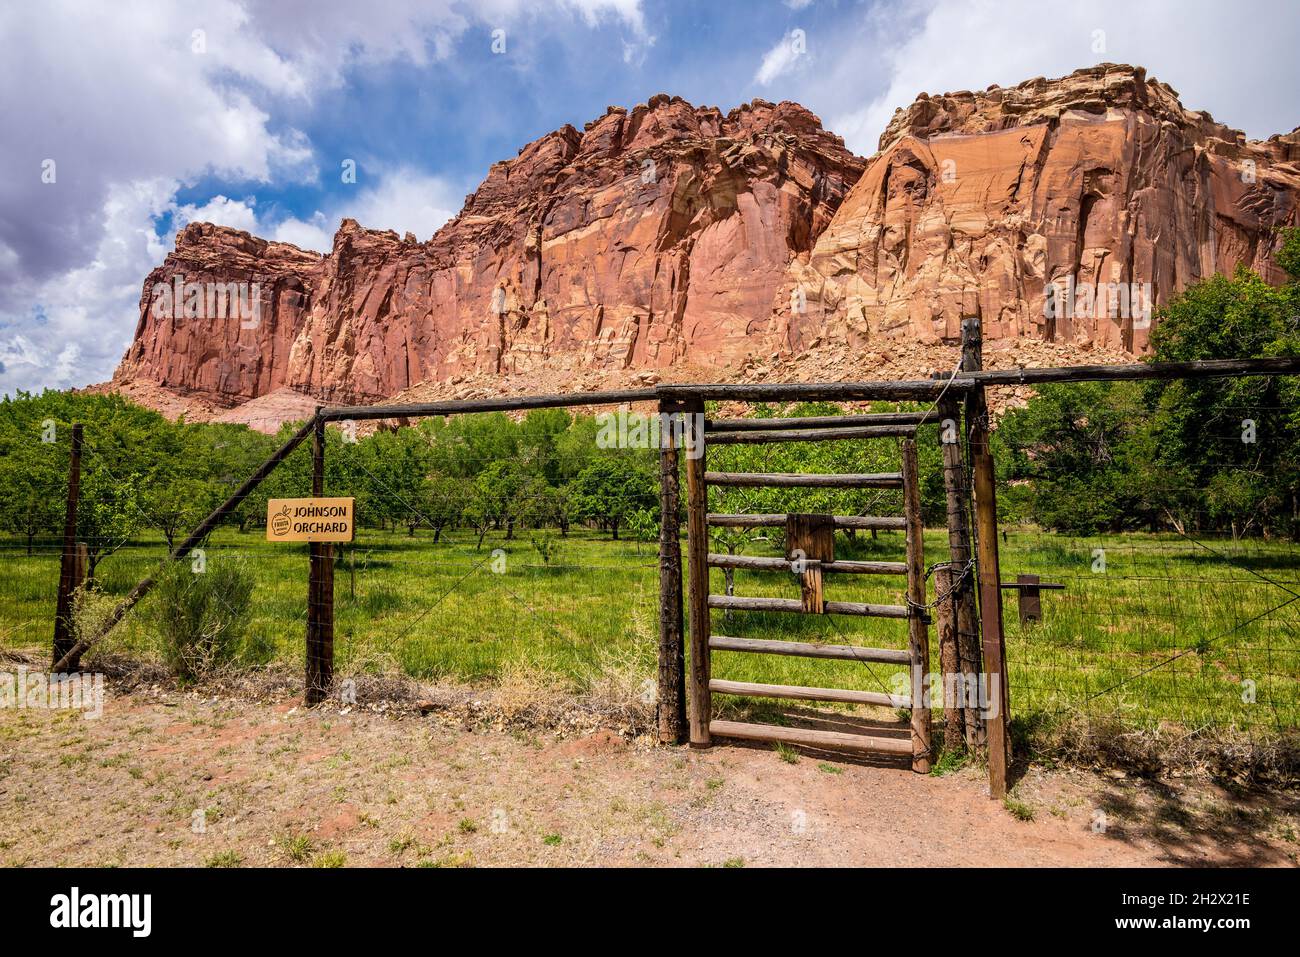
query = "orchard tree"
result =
(566, 457, 657, 540)
(0, 435, 64, 554)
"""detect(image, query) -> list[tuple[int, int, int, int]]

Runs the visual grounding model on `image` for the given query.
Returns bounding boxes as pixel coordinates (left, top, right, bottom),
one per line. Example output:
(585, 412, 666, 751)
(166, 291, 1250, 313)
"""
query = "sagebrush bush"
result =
(70, 583, 121, 647)
(145, 557, 258, 681)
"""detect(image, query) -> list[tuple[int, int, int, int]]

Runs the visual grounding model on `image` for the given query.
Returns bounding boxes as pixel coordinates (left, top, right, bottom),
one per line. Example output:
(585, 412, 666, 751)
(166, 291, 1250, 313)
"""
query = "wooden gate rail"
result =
(708, 513, 905, 530)
(704, 472, 902, 488)
(705, 411, 937, 431)
(679, 410, 934, 771)
(707, 554, 906, 575)
(707, 426, 918, 444)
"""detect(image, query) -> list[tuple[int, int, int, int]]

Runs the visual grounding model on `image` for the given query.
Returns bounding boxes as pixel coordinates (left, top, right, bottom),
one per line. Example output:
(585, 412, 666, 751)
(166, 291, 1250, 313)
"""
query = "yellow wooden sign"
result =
(266, 497, 355, 542)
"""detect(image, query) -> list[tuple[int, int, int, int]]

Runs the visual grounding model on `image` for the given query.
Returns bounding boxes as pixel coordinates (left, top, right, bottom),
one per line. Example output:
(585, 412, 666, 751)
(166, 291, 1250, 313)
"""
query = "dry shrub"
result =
(580, 643, 654, 731)
(1015, 711, 1300, 788)
(69, 583, 122, 652)
(493, 658, 575, 725)
(578, 588, 656, 730)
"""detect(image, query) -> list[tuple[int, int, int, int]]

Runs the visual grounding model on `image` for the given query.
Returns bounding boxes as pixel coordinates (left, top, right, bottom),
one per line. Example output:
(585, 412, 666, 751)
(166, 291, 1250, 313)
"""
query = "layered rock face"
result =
(120, 224, 322, 405)
(777, 64, 1300, 356)
(113, 66, 1300, 425)
(115, 95, 864, 408)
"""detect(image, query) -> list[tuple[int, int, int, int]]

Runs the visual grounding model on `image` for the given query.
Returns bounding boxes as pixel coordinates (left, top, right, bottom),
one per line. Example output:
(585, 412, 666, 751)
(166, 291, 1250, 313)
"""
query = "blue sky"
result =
(3, 0, 1298, 396)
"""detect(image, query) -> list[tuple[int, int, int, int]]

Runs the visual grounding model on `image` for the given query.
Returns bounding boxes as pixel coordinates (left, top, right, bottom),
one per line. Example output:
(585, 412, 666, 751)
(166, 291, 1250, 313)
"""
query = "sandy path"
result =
(1, 689, 1295, 868)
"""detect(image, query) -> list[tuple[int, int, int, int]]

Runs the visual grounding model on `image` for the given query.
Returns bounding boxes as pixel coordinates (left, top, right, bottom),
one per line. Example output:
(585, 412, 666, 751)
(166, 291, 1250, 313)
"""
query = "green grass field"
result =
(2, 524, 1297, 735)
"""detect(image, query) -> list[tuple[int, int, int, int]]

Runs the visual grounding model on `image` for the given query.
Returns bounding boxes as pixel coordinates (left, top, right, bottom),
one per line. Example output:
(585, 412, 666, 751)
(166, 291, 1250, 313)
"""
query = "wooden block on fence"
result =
(1017, 573, 1041, 624)
(73, 543, 88, 593)
(786, 514, 834, 614)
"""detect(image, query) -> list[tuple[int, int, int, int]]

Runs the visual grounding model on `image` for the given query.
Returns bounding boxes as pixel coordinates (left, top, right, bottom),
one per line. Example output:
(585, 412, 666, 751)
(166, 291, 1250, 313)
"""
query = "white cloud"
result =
(562, 0, 647, 34)
(271, 213, 335, 255)
(826, 0, 1300, 155)
(754, 30, 808, 86)
(1, 178, 177, 394)
(174, 196, 262, 236)
(0, 0, 646, 395)
(270, 170, 465, 252)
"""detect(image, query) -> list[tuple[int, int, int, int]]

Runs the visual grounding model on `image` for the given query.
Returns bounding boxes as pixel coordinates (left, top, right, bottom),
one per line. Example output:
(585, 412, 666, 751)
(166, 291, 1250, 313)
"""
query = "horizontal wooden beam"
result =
(962, 357, 1300, 387)
(658, 381, 974, 402)
(709, 635, 910, 664)
(318, 387, 659, 422)
(315, 357, 1300, 425)
(708, 595, 908, 618)
(708, 513, 905, 530)
(707, 425, 915, 444)
(705, 472, 903, 488)
(707, 554, 907, 575)
(710, 678, 909, 709)
(705, 412, 935, 432)
(708, 720, 914, 756)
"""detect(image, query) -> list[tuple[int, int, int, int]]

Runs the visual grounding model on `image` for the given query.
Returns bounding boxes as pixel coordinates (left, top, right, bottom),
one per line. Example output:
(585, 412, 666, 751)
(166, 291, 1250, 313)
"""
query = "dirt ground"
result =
(1, 678, 1297, 868)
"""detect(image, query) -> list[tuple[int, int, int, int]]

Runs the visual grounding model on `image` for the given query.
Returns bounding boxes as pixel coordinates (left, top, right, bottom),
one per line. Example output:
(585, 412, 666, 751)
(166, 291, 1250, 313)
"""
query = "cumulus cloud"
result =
(825, 0, 1300, 155)
(270, 170, 466, 252)
(1, 179, 176, 394)
(0, 0, 646, 395)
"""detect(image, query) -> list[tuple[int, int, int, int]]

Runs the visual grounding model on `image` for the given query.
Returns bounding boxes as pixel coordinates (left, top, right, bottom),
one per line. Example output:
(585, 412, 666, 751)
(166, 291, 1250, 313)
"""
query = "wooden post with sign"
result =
(52, 423, 83, 670)
(307, 417, 334, 705)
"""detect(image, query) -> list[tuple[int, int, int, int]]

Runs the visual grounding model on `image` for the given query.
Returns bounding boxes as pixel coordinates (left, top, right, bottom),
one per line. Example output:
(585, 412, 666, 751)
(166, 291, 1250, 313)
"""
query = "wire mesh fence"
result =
(2, 377, 1298, 763)
(991, 385, 1300, 747)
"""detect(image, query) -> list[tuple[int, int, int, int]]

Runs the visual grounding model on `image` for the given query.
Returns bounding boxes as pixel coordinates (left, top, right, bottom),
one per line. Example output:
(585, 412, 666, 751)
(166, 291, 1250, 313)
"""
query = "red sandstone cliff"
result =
(114, 94, 864, 414)
(112, 66, 1300, 428)
(775, 64, 1300, 358)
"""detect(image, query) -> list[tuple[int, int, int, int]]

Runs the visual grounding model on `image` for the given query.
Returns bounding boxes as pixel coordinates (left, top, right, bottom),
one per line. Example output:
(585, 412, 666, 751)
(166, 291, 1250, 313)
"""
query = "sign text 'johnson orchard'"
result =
(266, 498, 355, 543)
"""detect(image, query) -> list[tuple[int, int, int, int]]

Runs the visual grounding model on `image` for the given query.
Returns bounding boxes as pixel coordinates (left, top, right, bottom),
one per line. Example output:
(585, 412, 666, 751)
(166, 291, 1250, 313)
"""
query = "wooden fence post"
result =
(52, 423, 83, 670)
(683, 398, 711, 748)
(938, 395, 984, 748)
(657, 403, 687, 745)
(962, 318, 1011, 799)
(305, 415, 334, 705)
(934, 565, 963, 752)
(901, 438, 932, 773)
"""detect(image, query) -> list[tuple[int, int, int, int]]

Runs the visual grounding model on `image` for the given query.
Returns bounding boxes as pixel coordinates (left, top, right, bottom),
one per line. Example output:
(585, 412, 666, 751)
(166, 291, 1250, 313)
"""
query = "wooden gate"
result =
(684, 410, 935, 772)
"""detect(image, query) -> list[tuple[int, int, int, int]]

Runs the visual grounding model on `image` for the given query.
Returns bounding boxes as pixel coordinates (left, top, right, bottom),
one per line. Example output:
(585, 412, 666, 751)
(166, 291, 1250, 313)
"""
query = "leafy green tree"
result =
(1143, 257, 1300, 537)
(473, 460, 528, 539)
(0, 435, 64, 553)
(77, 468, 143, 580)
(994, 382, 1154, 533)
(518, 408, 572, 484)
(425, 413, 519, 478)
(425, 474, 467, 542)
(357, 427, 434, 534)
(145, 477, 218, 551)
(566, 457, 657, 540)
